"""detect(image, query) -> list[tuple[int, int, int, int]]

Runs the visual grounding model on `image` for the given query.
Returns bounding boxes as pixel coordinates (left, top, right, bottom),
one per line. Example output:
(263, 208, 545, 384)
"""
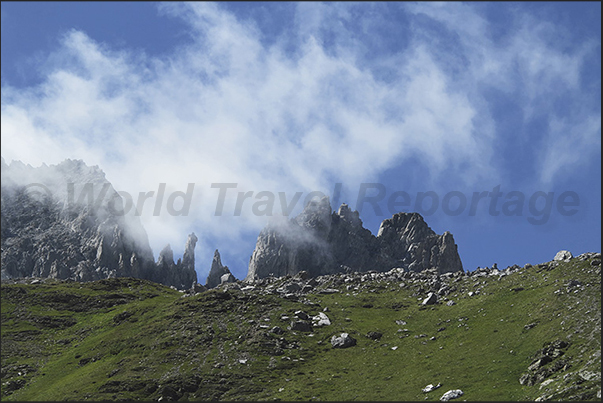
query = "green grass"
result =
(1, 256, 600, 401)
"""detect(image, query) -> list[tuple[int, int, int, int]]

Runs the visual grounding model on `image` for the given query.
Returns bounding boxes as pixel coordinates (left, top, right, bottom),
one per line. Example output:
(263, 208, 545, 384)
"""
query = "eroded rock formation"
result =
(245, 196, 462, 281)
(1, 159, 197, 289)
(205, 249, 236, 288)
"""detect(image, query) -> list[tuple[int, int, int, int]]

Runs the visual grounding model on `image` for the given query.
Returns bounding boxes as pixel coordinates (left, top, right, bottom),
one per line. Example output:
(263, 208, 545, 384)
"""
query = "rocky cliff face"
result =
(1, 159, 197, 290)
(154, 233, 198, 290)
(245, 197, 462, 281)
(377, 213, 463, 274)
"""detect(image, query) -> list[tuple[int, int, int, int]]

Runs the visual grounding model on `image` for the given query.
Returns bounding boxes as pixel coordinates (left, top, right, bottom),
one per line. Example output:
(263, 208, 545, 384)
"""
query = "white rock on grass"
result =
(422, 292, 438, 305)
(312, 312, 331, 326)
(422, 383, 442, 393)
(440, 389, 463, 401)
(331, 333, 356, 348)
(554, 250, 573, 262)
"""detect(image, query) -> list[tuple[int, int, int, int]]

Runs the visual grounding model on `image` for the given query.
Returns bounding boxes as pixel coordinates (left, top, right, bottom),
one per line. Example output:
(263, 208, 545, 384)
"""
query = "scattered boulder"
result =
(331, 333, 357, 348)
(440, 389, 463, 401)
(312, 312, 331, 327)
(519, 340, 570, 386)
(422, 383, 442, 393)
(294, 310, 310, 320)
(422, 292, 438, 305)
(269, 326, 284, 335)
(290, 321, 312, 332)
(319, 288, 340, 294)
(366, 331, 383, 341)
(554, 250, 573, 262)
(191, 283, 207, 294)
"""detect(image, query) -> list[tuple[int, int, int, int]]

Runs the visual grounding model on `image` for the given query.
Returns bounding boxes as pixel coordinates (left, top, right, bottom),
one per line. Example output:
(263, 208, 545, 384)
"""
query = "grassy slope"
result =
(1, 255, 600, 401)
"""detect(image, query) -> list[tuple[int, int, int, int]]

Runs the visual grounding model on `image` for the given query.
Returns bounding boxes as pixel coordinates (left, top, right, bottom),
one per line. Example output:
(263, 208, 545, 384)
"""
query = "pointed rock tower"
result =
(245, 198, 463, 281)
(154, 233, 198, 290)
(205, 249, 236, 288)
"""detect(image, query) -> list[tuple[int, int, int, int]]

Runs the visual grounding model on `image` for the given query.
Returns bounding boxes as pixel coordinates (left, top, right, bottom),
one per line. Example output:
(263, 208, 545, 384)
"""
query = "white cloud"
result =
(406, 2, 601, 184)
(1, 3, 599, 278)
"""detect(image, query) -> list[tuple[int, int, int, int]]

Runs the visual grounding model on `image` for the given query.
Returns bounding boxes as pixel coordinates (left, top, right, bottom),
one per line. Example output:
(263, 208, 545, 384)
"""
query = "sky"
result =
(1, 2, 601, 282)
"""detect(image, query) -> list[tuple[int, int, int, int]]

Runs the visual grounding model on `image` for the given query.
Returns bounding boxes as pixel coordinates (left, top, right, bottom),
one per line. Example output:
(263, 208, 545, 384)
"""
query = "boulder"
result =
(422, 383, 442, 393)
(366, 331, 383, 340)
(422, 292, 439, 305)
(554, 250, 573, 262)
(290, 321, 312, 332)
(331, 333, 357, 348)
(440, 389, 463, 401)
(294, 310, 310, 320)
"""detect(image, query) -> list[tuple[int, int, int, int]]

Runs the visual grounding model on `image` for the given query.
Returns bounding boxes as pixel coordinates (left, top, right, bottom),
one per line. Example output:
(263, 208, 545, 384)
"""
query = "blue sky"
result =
(1, 2, 601, 282)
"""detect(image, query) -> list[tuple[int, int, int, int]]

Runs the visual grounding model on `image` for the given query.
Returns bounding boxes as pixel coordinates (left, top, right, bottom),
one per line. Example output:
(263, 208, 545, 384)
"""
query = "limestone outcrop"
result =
(245, 197, 463, 281)
(205, 249, 236, 288)
(1, 159, 197, 290)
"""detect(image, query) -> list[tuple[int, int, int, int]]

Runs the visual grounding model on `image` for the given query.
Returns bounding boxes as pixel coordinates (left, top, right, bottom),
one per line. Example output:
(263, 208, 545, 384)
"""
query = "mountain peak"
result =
(246, 199, 463, 282)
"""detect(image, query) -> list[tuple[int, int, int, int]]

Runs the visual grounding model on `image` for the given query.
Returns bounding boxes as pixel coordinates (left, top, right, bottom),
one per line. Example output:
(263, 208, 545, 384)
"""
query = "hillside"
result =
(1, 252, 601, 401)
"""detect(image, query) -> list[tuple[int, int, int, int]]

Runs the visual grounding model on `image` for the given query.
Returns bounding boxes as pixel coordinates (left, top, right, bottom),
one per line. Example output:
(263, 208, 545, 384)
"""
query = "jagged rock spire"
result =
(245, 200, 463, 282)
(155, 233, 198, 290)
(206, 249, 235, 288)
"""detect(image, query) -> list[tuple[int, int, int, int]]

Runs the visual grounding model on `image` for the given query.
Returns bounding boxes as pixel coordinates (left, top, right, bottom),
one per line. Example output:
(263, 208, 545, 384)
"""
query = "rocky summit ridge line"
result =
(2, 158, 462, 289)
(1, 158, 197, 290)
(245, 196, 463, 282)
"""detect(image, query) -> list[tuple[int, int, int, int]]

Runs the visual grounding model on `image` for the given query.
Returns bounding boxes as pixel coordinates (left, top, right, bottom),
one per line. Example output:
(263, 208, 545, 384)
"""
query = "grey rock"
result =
(294, 310, 310, 320)
(301, 284, 314, 293)
(319, 288, 340, 294)
(155, 233, 198, 290)
(440, 389, 463, 401)
(245, 198, 463, 281)
(283, 283, 302, 293)
(188, 283, 207, 295)
(366, 331, 383, 340)
(422, 383, 442, 393)
(270, 326, 284, 335)
(220, 272, 236, 285)
(566, 279, 582, 288)
(554, 250, 573, 262)
(1, 159, 197, 290)
(205, 249, 237, 288)
(528, 356, 552, 371)
(422, 292, 439, 305)
(290, 320, 312, 332)
(378, 214, 463, 274)
(331, 332, 357, 348)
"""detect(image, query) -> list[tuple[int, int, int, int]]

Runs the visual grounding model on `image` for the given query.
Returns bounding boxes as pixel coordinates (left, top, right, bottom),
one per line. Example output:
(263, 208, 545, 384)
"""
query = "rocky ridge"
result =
(1, 159, 197, 290)
(245, 196, 463, 282)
